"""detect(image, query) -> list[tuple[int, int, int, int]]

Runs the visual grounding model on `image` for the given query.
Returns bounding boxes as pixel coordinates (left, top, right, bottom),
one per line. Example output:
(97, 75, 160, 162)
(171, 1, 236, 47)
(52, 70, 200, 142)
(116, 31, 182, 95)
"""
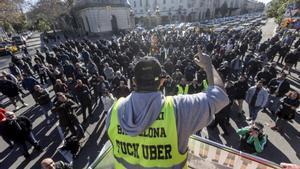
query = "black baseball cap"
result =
(134, 57, 162, 91)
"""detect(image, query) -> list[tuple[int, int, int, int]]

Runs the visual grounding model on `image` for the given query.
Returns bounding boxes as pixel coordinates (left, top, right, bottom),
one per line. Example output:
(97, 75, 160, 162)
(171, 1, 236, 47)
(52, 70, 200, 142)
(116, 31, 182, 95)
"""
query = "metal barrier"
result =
(88, 135, 281, 169)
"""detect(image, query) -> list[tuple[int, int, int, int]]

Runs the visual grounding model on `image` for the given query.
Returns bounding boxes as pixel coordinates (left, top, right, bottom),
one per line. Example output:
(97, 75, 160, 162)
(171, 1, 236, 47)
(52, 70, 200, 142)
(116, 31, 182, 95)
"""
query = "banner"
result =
(89, 136, 281, 169)
(188, 136, 280, 169)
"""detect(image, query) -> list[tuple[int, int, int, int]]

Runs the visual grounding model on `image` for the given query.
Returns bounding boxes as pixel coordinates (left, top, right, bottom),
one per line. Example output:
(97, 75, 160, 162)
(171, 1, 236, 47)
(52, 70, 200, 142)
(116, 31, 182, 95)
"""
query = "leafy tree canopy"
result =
(0, 0, 28, 33)
(267, 0, 296, 23)
(26, 0, 74, 31)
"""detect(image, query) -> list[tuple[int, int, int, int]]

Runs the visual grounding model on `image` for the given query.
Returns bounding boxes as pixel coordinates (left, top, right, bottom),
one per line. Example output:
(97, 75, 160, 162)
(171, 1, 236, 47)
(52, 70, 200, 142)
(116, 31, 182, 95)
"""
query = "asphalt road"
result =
(0, 32, 42, 71)
(0, 19, 299, 169)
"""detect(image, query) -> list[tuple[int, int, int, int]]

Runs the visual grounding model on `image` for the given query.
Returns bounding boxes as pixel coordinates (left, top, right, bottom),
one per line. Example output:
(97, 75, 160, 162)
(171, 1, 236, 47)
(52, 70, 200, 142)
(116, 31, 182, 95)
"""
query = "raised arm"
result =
(194, 49, 224, 89)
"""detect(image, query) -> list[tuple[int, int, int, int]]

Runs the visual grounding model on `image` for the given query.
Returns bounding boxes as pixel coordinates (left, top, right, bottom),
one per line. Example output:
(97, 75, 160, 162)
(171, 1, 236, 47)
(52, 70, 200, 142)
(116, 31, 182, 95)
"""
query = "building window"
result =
(163, 0, 166, 4)
(140, 0, 142, 7)
(134, 1, 136, 7)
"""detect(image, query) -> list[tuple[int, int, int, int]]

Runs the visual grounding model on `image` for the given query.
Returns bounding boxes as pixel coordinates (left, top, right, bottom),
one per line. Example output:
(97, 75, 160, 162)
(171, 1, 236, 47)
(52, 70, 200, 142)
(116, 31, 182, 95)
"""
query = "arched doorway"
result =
(205, 8, 210, 19)
(188, 13, 193, 22)
(111, 15, 118, 34)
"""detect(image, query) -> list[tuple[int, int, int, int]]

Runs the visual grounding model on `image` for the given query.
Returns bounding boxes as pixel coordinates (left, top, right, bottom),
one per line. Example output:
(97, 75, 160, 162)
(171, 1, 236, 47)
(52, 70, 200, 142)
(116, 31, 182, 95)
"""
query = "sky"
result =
(257, 0, 272, 4)
(25, 0, 38, 5)
(22, 0, 38, 12)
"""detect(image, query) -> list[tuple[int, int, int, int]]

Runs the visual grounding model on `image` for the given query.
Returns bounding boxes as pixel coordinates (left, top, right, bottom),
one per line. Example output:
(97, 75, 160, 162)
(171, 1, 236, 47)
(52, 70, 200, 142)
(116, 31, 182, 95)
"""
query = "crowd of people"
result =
(0, 22, 299, 167)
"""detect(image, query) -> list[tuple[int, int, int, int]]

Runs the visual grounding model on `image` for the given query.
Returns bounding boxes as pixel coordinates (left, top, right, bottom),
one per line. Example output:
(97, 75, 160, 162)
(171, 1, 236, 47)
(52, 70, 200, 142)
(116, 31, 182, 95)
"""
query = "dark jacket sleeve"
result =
(18, 116, 32, 131)
(55, 161, 73, 169)
(278, 80, 290, 97)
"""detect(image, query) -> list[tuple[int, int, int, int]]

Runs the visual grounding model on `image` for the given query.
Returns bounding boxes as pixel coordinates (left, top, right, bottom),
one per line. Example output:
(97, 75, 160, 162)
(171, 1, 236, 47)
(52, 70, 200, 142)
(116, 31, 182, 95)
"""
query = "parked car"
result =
(21, 32, 28, 40)
(21, 31, 33, 40)
(0, 41, 18, 56)
(11, 35, 26, 49)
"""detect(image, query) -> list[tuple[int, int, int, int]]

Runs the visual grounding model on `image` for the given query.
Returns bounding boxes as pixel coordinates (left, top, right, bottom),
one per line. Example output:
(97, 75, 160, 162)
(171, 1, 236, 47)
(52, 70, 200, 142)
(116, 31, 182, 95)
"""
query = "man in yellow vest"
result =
(176, 78, 189, 95)
(106, 50, 229, 168)
(202, 79, 209, 91)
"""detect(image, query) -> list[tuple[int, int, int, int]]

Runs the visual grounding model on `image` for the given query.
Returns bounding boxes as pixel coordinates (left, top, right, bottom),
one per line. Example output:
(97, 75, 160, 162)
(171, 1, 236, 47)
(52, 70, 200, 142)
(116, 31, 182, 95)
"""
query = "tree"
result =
(267, 0, 295, 23)
(26, 0, 73, 30)
(0, 0, 27, 33)
(35, 18, 50, 32)
(2, 21, 14, 33)
(11, 14, 28, 33)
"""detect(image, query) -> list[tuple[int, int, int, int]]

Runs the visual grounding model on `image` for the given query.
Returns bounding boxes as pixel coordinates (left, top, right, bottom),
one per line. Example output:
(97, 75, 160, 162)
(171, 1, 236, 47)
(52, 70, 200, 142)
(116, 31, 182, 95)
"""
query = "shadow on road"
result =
(258, 140, 291, 164)
(73, 103, 108, 169)
(279, 122, 300, 160)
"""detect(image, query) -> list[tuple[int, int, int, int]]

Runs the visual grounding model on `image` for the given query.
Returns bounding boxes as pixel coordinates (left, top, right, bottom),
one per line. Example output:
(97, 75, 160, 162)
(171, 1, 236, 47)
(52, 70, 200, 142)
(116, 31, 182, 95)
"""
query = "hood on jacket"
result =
(118, 91, 164, 136)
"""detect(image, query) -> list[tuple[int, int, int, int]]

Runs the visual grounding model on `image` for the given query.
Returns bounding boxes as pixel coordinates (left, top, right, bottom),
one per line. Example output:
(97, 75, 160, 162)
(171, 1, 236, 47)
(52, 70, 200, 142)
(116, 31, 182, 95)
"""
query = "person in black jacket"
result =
(75, 79, 92, 121)
(209, 81, 234, 135)
(255, 66, 272, 85)
(268, 73, 290, 98)
(277, 44, 290, 64)
(188, 78, 202, 94)
(282, 50, 298, 74)
(246, 57, 261, 83)
(22, 74, 40, 94)
(265, 73, 290, 113)
(233, 75, 249, 115)
(271, 90, 300, 132)
(93, 75, 110, 105)
(4, 111, 42, 158)
(209, 103, 231, 136)
(33, 59, 48, 85)
(52, 93, 84, 139)
(63, 60, 76, 79)
(269, 62, 278, 80)
(163, 75, 177, 96)
(111, 71, 127, 89)
(66, 77, 79, 103)
(32, 85, 53, 124)
(0, 76, 28, 110)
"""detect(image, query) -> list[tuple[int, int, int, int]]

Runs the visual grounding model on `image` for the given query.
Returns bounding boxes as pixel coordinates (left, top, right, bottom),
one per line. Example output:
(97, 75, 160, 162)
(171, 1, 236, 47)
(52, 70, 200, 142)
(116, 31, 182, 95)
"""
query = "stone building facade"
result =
(73, 0, 135, 33)
(128, 0, 264, 25)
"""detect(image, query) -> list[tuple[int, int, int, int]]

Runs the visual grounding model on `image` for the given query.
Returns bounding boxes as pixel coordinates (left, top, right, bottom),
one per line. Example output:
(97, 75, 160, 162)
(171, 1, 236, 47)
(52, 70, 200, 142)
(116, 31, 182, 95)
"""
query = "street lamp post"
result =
(168, 9, 172, 24)
(129, 9, 135, 29)
(147, 9, 151, 29)
(177, 8, 182, 23)
(155, 6, 160, 26)
(183, 9, 187, 23)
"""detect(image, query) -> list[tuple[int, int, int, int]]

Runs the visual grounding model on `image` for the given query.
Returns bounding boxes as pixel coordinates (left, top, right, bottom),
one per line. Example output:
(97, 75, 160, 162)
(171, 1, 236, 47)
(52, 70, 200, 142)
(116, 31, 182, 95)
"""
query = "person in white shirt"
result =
(245, 80, 269, 121)
(101, 89, 115, 114)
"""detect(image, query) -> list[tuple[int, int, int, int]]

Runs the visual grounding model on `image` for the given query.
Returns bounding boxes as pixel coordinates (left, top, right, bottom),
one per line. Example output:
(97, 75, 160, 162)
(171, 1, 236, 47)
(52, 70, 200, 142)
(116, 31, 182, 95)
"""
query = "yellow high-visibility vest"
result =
(108, 96, 187, 169)
(202, 80, 208, 91)
(177, 85, 189, 95)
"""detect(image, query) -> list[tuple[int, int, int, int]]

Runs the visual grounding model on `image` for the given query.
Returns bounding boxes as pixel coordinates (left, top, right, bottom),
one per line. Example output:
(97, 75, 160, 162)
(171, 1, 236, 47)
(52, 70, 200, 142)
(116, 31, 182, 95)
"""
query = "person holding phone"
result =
(237, 122, 268, 154)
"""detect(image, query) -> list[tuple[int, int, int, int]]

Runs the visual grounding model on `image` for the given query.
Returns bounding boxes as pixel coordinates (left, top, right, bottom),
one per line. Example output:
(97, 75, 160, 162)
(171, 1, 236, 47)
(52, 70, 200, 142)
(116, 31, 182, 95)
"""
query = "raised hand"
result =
(194, 47, 212, 70)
